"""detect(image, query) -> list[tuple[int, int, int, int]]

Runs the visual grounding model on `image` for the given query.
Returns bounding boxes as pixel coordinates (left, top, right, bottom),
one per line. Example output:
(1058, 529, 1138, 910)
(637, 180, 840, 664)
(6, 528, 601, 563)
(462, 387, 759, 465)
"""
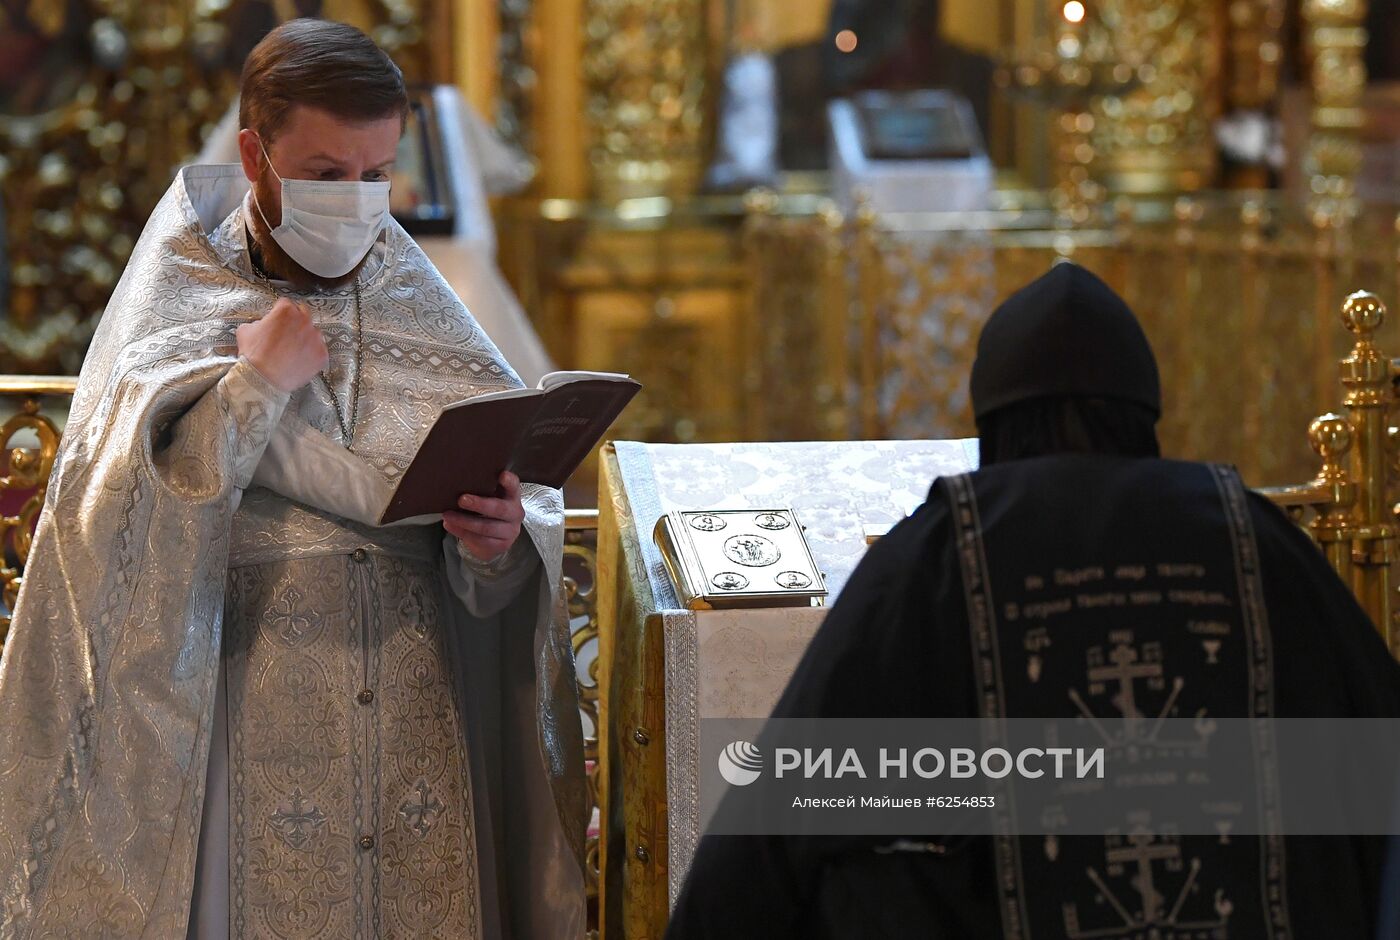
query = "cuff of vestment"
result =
(457, 533, 533, 580)
(230, 356, 293, 406)
(223, 357, 292, 489)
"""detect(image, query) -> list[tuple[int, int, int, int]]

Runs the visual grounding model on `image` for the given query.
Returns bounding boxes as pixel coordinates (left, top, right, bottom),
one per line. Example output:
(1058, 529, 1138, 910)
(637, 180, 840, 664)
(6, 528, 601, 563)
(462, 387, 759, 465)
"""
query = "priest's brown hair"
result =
(238, 18, 409, 142)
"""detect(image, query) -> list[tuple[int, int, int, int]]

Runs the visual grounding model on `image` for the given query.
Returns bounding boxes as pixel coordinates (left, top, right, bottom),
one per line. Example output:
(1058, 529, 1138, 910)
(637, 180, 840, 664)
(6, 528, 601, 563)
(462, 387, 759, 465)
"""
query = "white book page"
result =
(443, 385, 542, 410)
(536, 370, 633, 391)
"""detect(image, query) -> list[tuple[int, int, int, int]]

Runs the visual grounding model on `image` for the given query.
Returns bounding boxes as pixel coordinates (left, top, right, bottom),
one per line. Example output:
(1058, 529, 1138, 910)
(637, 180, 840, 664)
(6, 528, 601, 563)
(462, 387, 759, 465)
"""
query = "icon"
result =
(754, 513, 790, 530)
(689, 514, 727, 531)
(775, 571, 811, 589)
(718, 741, 763, 786)
(712, 572, 749, 590)
(723, 534, 781, 568)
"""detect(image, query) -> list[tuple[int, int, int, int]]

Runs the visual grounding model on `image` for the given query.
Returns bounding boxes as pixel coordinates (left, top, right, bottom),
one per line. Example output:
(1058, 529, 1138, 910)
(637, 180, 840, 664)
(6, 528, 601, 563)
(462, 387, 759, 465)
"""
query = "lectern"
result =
(596, 438, 978, 937)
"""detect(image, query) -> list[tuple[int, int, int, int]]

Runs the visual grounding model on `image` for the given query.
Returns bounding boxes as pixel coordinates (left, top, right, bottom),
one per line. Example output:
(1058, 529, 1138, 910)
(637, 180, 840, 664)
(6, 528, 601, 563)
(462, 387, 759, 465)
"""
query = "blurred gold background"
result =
(2, 0, 1398, 492)
(4, 5, 1400, 935)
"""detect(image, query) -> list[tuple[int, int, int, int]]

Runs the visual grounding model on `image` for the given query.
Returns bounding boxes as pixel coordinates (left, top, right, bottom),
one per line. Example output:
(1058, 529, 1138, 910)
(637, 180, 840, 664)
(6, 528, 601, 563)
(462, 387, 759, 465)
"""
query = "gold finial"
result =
(1341, 290, 1386, 337)
(1309, 413, 1352, 485)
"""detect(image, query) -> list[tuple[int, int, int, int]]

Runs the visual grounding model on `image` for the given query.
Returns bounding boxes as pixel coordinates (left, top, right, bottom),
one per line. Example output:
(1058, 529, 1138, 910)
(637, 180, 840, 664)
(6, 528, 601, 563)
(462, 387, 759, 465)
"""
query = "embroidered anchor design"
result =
(399, 777, 444, 838)
(269, 788, 326, 850)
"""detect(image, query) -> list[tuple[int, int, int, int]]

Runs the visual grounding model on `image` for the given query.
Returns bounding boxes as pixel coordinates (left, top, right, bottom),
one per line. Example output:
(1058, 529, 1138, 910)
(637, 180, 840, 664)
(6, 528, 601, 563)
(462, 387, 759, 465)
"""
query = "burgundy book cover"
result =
(379, 377, 640, 523)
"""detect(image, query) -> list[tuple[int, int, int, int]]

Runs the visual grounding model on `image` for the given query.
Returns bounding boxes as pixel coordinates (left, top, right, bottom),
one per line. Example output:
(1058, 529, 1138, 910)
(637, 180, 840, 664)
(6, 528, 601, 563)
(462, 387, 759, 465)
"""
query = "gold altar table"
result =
(596, 438, 979, 939)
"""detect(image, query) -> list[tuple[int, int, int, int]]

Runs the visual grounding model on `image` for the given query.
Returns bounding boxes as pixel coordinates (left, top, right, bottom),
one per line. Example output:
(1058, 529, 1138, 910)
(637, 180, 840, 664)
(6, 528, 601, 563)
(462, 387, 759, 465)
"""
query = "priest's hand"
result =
(237, 298, 329, 393)
(445, 471, 525, 563)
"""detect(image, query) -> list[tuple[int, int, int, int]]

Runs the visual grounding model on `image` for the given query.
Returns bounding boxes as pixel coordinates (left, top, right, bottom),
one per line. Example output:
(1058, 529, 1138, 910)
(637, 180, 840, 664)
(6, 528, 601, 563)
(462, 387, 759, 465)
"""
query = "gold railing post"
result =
(1338, 292, 1394, 644)
(1305, 413, 1356, 585)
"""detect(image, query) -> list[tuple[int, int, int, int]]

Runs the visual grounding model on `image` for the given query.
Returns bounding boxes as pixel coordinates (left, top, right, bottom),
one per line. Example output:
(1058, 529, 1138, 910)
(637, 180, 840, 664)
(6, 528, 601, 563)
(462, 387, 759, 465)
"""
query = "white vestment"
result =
(0, 166, 586, 939)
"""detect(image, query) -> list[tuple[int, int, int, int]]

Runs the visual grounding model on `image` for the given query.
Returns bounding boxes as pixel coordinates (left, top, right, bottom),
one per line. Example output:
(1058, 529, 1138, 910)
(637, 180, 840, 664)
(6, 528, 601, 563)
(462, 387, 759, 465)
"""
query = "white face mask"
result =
(253, 140, 391, 279)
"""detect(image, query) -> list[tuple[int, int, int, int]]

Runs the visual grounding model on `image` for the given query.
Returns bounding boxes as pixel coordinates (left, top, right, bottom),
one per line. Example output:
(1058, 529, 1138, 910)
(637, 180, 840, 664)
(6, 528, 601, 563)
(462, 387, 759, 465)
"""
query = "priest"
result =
(0, 19, 584, 939)
(666, 263, 1400, 938)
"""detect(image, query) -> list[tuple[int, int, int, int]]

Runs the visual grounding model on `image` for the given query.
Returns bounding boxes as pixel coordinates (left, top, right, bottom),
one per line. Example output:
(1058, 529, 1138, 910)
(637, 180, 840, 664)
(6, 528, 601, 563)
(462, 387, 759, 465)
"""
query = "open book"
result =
(379, 371, 641, 524)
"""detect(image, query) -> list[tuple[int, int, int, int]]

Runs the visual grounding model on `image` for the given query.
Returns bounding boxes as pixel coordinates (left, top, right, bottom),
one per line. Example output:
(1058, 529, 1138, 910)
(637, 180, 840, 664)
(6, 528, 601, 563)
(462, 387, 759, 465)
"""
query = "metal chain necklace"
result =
(248, 239, 362, 447)
(320, 278, 363, 446)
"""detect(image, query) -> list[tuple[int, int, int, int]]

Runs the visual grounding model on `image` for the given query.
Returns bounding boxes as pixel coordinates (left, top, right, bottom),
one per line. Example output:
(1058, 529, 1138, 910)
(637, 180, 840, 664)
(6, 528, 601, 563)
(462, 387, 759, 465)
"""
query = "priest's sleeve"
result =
(0, 340, 290, 935)
(445, 533, 541, 618)
(159, 357, 291, 505)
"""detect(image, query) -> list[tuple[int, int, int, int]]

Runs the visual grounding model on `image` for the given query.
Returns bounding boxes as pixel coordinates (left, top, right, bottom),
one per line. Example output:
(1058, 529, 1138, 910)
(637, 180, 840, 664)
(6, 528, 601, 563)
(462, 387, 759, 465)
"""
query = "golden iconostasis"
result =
(2, 0, 1400, 490)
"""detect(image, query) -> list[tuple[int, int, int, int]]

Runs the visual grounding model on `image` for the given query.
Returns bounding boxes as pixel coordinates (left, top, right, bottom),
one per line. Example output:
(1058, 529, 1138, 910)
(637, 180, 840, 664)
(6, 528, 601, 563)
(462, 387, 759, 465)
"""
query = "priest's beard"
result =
(247, 172, 372, 292)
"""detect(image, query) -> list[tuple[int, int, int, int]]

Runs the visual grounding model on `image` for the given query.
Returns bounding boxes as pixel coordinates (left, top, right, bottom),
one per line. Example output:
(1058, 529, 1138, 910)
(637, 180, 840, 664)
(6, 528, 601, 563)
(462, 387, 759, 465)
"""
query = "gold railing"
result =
(0, 376, 74, 643)
(1255, 290, 1399, 652)
(563, 507, 603, 932)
